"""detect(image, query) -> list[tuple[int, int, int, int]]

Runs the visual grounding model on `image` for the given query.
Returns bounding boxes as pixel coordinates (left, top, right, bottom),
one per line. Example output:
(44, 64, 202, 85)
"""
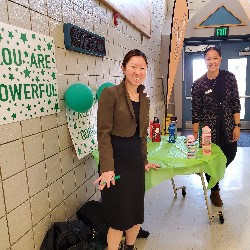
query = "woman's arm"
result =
(192, 122, 199, 140)
(233, 113, 241, 142)
(141, 114, 149, 166)
(191, 80, 203, 139)
(141, 101, 160, 171)
(233, 113, 240, 125)
(230, 73, 241, 114)
(97, 87, 115, 173)
(95, 88, 116, 190)
(229, 72, 241, 141)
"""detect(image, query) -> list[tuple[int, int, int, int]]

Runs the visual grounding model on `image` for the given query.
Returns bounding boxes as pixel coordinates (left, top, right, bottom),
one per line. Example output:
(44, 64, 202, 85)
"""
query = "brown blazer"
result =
(97, 81, 150, 173)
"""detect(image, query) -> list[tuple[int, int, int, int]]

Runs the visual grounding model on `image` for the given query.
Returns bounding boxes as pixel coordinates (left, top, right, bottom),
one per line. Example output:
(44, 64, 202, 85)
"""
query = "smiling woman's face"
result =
(204, 49, 222, 73)
(122, 56, 147, 87)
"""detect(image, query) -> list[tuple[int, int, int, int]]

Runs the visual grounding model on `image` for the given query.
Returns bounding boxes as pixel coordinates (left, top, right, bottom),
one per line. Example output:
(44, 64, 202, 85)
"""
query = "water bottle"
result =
(170, 116, 177, 139)
(152, 117, 161, 142)
(168, 123, 176, 143)
(202, 126, 211, 155)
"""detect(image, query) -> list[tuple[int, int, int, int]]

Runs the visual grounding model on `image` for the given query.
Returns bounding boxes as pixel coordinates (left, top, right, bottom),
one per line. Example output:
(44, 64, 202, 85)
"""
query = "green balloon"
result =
(64, 83, 94, 113)
(96, 82, 115, 100)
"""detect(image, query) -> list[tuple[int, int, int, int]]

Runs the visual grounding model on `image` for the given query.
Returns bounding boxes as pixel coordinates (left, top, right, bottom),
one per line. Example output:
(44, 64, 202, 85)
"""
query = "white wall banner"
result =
(0, 22, 59, 126)
(66, 104, 97, 159)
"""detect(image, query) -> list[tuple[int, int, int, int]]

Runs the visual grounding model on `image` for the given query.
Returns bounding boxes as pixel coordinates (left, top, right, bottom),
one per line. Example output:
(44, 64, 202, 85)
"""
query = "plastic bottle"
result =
(168, 123, 176, 143)
(170, 116, 178, 139)
(165, 114, 172, 134)
(152, 117, 161, 142)
(202, 126, 211, 155)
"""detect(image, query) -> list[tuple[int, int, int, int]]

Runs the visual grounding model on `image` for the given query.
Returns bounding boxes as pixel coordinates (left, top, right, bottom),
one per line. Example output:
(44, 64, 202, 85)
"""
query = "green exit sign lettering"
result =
(214, 27, 229, 37)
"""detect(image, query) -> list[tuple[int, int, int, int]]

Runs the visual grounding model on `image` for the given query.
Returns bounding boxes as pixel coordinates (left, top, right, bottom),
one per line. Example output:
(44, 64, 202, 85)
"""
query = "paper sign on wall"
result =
(66, 104, 97, 159)
(0, 22, 59, 126)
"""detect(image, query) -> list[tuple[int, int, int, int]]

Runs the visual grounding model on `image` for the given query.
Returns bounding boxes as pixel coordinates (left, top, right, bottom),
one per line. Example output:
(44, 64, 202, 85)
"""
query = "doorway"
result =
(183, 42, 250, 129)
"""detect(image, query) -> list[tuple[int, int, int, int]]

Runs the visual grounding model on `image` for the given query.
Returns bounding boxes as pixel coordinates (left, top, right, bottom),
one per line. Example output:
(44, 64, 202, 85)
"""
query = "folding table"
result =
(146, 136, 227, 224)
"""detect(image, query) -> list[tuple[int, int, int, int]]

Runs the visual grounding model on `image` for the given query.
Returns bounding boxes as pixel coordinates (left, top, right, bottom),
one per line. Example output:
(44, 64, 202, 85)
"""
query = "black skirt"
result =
(101, 134, 145, 231)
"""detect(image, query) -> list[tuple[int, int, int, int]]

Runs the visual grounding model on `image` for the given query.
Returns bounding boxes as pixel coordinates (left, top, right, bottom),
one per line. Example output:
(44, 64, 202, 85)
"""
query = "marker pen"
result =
(101, 175, 120, 185)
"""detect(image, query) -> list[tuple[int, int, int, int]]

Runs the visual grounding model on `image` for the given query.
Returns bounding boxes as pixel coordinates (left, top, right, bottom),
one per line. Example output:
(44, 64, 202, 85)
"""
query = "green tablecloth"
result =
(92, 136, 227, 191)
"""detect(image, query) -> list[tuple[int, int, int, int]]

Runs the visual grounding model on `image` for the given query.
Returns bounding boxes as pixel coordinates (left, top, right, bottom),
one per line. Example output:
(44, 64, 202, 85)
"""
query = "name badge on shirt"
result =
(205, 89, 212, 94)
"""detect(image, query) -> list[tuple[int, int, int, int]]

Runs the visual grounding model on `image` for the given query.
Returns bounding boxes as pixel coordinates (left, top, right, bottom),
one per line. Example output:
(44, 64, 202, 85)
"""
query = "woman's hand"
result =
(193, 131, 198, 140)
(94, 171, 115, 190)
(145, 163, 160, 172)
(233, 127, 240, 142)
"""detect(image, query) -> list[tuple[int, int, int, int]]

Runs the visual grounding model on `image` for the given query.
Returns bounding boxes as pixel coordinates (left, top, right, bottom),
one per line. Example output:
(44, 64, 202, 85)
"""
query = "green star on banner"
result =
(23, 68, 31, 78)
(47, 42, 53, 50)
(51, 72, 56, 80)
(11, 113, 17, 120)
(54, 103, 59, 111)
(8, 31, 14, 39)
(20, 33, 28, 43)
(0, 21, 60, 126)
(78, 148, 82, 155)
(9, 74, 15, 81)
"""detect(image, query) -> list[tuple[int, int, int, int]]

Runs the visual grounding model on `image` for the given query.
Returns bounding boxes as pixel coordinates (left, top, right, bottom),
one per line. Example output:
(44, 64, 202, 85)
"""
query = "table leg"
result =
(200, 173, 225, 224)
(200, 172, 213, 224)
(171, 178, 186, 198)
(171, 178, 177, 198)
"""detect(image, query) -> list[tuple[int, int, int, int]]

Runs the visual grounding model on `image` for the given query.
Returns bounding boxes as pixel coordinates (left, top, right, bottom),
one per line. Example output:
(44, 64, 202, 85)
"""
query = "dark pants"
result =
(205, 141, 237, 191)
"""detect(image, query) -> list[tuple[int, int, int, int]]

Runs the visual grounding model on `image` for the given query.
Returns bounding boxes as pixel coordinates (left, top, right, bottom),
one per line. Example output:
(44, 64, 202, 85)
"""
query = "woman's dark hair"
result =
(122, 49, 148, 67)
(203, 47, 222, 58)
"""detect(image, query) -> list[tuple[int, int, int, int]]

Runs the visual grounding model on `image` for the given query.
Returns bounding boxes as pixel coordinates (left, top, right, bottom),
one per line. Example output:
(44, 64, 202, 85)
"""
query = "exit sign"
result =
(214, 27, 229, 37)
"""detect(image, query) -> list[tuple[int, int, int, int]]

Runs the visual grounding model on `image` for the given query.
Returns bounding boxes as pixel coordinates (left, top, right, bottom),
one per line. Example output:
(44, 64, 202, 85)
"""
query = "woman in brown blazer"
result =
(94, 49, 159, 250)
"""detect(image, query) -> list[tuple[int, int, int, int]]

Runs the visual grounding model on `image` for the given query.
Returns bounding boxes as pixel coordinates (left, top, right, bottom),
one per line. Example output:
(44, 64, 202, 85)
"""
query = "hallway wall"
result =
(0, 0, 167, 249)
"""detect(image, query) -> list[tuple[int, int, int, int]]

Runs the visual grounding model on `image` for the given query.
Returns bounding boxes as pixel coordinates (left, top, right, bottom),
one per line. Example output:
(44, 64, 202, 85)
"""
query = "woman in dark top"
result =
(191, 47, 241, 207)
(94, 49, 159, 250)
